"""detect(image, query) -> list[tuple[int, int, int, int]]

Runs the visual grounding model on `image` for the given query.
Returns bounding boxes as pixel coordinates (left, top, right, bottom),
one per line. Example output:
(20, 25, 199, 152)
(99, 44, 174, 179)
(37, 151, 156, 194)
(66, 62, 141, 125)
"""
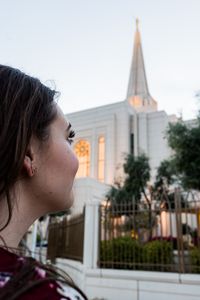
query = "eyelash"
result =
(67, 129, 75, 145)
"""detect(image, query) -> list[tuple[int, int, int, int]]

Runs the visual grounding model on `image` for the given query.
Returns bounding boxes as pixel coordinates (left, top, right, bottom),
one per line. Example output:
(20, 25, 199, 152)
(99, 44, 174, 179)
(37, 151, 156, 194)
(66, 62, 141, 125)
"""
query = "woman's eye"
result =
(67, 129, 75, 145)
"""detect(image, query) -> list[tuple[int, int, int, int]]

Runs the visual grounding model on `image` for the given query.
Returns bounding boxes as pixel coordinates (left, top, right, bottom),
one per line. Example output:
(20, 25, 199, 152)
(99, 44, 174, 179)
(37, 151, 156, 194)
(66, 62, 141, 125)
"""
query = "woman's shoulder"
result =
(28, 264, 85, 300)
(17, 276, 85, 300)
(32, 279, 85, 300)
(0, 269, 85, 300)
(33, 262, 86, 300)
(0, 247, 86, 300)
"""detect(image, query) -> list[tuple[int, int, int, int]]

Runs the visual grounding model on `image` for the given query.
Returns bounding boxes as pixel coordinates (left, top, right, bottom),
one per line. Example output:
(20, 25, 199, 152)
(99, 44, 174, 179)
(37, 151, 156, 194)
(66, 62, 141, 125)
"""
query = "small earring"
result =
(31, 164, 37, 176)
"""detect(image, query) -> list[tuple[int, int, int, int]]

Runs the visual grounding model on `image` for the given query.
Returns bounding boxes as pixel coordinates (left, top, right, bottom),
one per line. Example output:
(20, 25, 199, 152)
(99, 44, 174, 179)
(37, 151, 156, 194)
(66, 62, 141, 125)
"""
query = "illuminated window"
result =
(98, 136, 105, 182)
(74, 140, 90, 177)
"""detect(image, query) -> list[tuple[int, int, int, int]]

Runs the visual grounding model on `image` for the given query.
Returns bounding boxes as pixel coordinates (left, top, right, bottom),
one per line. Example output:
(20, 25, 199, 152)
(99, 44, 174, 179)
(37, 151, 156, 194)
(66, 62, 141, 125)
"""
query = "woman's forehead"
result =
(54, 106, 71, 130)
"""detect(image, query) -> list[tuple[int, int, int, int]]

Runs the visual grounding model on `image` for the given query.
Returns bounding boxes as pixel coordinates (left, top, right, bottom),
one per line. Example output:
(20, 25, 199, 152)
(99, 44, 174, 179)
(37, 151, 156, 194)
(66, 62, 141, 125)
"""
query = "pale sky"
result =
(0, 0, 200, 120)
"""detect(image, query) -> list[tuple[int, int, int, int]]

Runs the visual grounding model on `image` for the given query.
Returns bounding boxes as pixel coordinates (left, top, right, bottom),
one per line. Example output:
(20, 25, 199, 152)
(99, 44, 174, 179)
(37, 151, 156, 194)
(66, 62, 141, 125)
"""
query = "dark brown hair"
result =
(0, 64, 57, 230)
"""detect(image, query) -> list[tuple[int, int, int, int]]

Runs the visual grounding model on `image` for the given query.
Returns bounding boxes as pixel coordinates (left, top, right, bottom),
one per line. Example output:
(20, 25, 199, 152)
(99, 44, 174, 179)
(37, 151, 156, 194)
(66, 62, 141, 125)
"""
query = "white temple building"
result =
(67, 20, 177, 214)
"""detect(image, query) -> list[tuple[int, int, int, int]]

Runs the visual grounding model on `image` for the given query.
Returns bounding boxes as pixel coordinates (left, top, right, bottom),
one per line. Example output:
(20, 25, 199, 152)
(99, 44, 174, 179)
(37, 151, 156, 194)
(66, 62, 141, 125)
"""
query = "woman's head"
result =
(0, 65, 78, 231)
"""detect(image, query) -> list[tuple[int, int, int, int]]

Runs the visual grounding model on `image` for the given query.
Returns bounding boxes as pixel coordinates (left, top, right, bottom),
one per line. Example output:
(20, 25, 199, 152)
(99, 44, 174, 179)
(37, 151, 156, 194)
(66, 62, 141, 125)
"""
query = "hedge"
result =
(100, 236, 173, 271)
(189, 247, 200, 273)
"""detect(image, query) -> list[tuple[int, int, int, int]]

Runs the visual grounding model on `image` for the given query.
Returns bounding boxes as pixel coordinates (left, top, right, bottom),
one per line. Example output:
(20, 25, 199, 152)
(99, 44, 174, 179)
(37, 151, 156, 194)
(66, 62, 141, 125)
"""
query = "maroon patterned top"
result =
(0, 247, 84, 299)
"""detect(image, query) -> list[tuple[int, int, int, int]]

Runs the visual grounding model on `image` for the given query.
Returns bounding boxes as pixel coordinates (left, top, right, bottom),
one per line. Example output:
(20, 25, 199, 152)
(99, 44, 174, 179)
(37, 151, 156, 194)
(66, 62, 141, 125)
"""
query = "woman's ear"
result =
(23, 148, 36, 177)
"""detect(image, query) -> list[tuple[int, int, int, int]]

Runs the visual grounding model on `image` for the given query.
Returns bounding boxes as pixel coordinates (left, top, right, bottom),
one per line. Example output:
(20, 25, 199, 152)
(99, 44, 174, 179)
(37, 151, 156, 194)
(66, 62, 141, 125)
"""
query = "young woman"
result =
(0, 65, 87, 299)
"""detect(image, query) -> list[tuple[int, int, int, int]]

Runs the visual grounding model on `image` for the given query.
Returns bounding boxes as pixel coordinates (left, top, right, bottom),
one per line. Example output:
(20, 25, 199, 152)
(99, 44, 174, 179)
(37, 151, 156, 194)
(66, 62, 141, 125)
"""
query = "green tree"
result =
(106, 153, 150, 211)
(167, 117, 200, 190)
(106, 154, 156, 239)
(153, 158, 187, 209)
(154, 159, 177, 190)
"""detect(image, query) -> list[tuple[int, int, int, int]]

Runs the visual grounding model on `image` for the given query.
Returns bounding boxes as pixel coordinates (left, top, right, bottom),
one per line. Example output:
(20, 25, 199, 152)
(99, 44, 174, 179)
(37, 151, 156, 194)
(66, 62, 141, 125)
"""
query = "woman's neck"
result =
(0, 188, 39, 249)
(0, 207, 36, 249)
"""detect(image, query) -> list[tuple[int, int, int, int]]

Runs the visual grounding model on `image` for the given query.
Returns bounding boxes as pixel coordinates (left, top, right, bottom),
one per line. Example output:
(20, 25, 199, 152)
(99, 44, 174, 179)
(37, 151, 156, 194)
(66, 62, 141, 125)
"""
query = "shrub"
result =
(100, 236, 142, 269)
(143, 240, 173, 271)
(150, 236, 178, 250)
(189, 247, 200, 273)
(100, 237, 173, 271)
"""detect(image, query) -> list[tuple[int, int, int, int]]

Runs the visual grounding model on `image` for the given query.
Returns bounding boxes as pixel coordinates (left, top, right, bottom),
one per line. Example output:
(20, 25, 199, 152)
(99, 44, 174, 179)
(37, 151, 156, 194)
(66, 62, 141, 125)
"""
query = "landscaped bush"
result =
(143, 240, 173, 271)
(150, 236, 178, 250)
(100, 236, 142, 269)
(189, 247, 200, 273)
(100, 236, 173, 271)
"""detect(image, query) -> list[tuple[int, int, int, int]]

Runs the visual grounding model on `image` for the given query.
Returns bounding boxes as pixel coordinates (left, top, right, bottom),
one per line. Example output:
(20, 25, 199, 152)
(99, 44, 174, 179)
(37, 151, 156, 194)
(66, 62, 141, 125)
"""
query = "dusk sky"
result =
(0, 0, 200, 120)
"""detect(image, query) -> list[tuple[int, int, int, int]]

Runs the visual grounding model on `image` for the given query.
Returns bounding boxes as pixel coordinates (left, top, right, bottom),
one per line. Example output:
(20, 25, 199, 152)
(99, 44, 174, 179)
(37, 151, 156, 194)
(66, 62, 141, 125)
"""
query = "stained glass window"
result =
(74, 140, 90, 177)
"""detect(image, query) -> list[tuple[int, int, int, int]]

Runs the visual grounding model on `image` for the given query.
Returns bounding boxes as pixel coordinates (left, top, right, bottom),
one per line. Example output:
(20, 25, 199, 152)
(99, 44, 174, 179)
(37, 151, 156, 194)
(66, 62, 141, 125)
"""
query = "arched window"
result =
(74, 140, 90, 177)
(98, 136, 105, 182)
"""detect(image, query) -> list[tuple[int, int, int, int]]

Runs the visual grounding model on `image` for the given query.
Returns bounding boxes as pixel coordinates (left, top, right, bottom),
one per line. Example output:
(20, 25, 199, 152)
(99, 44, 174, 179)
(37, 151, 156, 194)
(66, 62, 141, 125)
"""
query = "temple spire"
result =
(126, 19, 157, 112)
(136, 18, 139, 30)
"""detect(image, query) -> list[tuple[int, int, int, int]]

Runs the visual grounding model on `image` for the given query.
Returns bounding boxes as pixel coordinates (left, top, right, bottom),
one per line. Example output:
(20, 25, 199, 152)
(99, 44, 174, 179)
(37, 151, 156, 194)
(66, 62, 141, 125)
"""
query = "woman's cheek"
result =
(70, 150, 79, 176)
(62, 142, 78, 177)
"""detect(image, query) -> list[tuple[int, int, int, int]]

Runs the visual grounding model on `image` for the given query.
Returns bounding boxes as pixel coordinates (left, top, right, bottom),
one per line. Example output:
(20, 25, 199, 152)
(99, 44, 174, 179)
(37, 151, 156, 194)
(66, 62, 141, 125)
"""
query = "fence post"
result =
(83, 203, 99, 269)
(175, 189, 185, 273)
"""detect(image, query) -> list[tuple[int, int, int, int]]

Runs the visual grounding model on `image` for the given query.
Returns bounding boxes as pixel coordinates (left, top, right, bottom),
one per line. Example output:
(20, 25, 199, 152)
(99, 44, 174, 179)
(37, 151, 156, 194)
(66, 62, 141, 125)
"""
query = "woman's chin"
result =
(45, 191, 74, 215)
(57, 191, 75, 211)
(65, 190, 75, 209)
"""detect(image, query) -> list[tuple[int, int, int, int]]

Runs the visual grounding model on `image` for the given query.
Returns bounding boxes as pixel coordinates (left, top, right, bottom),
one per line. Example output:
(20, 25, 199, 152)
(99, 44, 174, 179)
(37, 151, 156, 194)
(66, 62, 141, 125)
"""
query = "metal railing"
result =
(99, 191, 200, 273)
(47, 212, 85, 263)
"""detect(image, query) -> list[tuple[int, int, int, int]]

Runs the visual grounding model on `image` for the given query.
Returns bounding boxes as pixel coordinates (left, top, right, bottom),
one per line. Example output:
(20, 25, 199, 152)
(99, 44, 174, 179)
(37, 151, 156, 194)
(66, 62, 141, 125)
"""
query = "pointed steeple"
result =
(127, 19, 157, 112)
